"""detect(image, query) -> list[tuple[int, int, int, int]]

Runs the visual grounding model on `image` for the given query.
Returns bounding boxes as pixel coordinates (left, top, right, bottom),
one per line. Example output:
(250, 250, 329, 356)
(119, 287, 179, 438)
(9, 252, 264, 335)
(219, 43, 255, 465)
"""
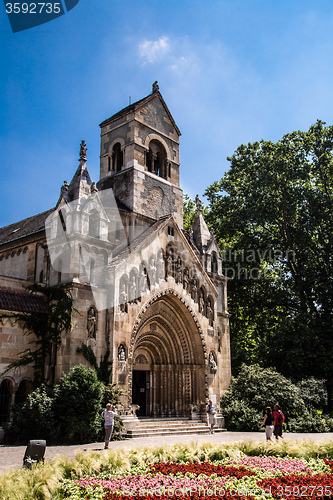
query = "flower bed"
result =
(59, 457, 333, 500)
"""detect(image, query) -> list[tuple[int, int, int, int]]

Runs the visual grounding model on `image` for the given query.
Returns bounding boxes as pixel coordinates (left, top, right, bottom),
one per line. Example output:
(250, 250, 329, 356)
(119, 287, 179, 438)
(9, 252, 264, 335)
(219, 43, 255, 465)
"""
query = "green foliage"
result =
(220, 399, 262, 431)
(221, 364, 332, 432)
(296, 378, 328, 411)
(221, 364, 305, 419)
(288, 412, 333, 433)
(1, 283, 74, 385)
(183, 194, 196, 232)
(205, 120, 333, 404)
(53, 365, 103, 443)
(4, 385, 55, 443)
(77, 344, 113, 384)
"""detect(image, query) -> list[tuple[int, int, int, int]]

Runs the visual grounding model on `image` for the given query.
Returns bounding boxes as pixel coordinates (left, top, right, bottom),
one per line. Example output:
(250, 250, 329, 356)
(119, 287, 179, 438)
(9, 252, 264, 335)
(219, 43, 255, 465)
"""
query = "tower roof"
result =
(99, 82, 181, 136)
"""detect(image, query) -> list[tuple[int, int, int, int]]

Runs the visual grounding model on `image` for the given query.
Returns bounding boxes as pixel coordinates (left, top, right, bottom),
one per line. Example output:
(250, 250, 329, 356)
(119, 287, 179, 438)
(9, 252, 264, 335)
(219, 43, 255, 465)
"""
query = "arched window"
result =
(112, 143, 123, 172)
(211, 252, 218, 274)
(146, 140, 167, 179)
(0, 379, 12, 424)
(89, 210, 100, 239)
(15, 380, 32, 406)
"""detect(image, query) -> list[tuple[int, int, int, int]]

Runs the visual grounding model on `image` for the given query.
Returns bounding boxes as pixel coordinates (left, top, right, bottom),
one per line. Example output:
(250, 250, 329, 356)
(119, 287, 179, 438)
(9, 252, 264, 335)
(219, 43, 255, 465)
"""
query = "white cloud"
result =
(138, 36, 170, 64)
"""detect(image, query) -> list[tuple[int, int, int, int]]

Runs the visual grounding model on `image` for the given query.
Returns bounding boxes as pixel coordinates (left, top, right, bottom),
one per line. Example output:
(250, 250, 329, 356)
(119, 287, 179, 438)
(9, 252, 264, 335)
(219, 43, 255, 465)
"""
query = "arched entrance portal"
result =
(129, 291, 207, 417)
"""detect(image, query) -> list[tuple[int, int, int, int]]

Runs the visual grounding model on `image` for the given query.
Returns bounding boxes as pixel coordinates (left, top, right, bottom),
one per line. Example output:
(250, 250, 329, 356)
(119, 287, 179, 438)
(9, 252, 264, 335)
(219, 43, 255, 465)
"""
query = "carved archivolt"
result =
(127, 288, 210, 412)
(129, 288, 208, 364)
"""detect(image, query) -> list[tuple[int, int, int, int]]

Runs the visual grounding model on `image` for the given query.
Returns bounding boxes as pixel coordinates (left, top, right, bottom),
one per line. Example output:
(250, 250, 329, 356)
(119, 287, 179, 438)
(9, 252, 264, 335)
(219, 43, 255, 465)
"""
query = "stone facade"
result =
(0, 83, 231, 429)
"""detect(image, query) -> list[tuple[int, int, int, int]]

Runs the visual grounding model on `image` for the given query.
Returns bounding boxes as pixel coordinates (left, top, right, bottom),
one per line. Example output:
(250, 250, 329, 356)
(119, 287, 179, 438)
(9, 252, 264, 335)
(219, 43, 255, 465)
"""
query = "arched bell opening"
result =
(130, 291, 207, 417)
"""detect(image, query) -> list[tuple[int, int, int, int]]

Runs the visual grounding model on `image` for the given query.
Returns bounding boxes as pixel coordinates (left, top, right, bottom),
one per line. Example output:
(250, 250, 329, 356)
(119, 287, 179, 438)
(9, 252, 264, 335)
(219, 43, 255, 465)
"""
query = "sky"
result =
(1, 0, 333, 228)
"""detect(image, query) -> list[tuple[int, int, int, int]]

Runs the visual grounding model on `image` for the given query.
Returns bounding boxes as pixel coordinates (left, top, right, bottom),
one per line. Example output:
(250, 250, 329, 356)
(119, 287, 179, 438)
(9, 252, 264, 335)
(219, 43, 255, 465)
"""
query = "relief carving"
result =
(183, 267, 189, 292)
(165, 253, 173, 277)
(175, 256, 182, 284)
(191, 276, 198, 302)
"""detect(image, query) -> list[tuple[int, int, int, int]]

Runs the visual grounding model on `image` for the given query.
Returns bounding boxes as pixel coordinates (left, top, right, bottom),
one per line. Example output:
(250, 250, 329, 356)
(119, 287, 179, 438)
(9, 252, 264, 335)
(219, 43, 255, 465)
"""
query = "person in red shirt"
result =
(273, 403, 284, 440)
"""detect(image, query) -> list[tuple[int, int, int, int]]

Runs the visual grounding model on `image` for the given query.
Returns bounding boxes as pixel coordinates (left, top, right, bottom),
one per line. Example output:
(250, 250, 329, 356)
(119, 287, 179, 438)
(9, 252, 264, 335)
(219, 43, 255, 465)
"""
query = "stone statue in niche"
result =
(175, 256, 182, 284)
(156, 253, 164, 280)
(149, 258, 156, 286)
(207, 300, 214, 326)
(87, 306, 97, 338)
(139, 268, 148, 295)
(183, 267, 189, 292)
(199, 291, 205, 314)
(191, 277, 198, 302)
(129, 274, 137, 303)
(165, 253, 173, 277)
(209, 352, 217, 374)
(120, 282, 127, 312)
(118, 344, 126, 362)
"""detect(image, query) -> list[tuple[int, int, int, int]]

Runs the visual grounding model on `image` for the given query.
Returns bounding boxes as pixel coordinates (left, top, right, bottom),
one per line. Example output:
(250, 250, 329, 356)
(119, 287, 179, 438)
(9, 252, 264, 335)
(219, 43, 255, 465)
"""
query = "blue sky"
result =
(1, 0, 333, 228)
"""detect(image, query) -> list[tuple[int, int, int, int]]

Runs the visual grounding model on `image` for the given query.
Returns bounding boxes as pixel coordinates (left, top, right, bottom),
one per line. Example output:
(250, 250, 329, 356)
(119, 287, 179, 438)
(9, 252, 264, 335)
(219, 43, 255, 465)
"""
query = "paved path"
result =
(1, 432, 333, 475)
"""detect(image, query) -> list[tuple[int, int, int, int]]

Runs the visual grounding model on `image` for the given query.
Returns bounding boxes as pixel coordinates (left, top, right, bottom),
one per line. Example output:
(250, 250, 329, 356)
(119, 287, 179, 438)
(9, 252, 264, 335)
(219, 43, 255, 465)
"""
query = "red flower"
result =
(149, 461, 256, 478)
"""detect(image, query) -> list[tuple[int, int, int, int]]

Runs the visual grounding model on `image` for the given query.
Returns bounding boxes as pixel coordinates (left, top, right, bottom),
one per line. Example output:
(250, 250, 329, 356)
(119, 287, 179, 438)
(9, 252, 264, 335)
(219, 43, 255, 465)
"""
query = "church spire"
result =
(190, 195, 211, 252)
(64, 140, 94, 203)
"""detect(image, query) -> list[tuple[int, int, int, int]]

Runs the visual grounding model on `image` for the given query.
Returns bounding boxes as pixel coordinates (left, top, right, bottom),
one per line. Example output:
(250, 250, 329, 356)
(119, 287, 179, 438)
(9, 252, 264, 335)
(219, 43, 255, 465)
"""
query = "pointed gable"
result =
(100, 83, 181, 137)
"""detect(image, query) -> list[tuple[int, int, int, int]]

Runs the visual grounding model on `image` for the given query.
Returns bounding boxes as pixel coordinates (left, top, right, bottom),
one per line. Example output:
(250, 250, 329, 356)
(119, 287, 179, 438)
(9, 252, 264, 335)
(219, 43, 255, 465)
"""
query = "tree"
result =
(53, 364, 103, 442)
(205, 121, 333, 407)
(1, 283, 74, 386)
(183, 194, 196, 232)
(5, 385, 55, 443)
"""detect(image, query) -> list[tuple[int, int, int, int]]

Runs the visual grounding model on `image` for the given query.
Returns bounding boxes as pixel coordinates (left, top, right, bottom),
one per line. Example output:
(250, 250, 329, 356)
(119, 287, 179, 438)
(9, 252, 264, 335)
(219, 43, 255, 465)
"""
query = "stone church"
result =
(0, 83, 231, 432)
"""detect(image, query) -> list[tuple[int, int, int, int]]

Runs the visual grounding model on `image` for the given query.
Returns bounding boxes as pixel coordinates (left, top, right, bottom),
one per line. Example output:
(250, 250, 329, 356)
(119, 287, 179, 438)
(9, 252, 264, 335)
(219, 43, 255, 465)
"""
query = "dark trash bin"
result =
(23, 439, 46, 468)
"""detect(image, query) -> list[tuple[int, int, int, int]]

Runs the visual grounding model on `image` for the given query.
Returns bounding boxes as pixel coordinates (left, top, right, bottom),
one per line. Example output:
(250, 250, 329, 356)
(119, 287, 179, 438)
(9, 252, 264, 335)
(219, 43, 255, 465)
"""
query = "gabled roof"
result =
(0, 288, 49, 314)
(99, 88, 181, 137)
(111, 215, 172, 269)
(0, 208, 54, 246)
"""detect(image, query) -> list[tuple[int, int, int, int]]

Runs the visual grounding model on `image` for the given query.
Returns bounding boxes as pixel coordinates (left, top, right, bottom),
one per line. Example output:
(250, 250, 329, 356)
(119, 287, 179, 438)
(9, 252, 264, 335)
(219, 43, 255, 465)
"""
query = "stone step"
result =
(136, 417, 202, 422)
(126, 427, 226, 438)
(135, 421, 206, 428)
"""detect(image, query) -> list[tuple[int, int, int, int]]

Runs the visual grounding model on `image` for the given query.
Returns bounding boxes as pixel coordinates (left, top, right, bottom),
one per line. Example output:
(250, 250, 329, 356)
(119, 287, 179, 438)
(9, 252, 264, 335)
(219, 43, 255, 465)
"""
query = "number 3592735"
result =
(5, 3, 62, 14)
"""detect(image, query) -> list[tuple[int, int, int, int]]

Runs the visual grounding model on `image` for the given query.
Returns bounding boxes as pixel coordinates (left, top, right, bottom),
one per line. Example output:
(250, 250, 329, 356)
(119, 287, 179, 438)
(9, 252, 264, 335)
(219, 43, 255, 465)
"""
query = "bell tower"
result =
(97, 82, 183, 228)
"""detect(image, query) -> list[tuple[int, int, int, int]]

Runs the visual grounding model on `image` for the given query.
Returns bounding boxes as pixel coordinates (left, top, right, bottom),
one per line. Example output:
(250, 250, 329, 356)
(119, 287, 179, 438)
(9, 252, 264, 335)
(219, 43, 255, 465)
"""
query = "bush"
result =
(221, 364, 305, 421)
(4, 385, 55, 443)
(288, 412, 333, 433)
(296, 378, 328, 412)
(52, 364, 103, 443)
(221, 399, 262, 431)
(220, 364, 332, 432)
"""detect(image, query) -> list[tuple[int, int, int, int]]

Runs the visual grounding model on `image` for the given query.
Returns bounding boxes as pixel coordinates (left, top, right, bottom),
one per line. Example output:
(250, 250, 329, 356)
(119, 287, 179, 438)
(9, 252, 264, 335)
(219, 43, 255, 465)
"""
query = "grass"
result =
(1, 440, 333, 499)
